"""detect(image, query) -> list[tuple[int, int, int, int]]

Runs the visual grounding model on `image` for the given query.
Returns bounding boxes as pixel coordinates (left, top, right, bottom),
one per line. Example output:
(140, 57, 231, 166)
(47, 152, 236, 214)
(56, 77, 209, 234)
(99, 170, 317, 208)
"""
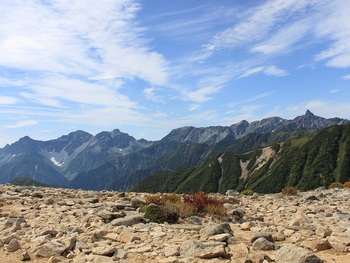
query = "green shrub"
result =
(144, 192, 226, 220)
(144, 203, 179, 224)
(240, 189, 254, 196)
(329, 182, 343, 189)
(281, 186, 298, 196)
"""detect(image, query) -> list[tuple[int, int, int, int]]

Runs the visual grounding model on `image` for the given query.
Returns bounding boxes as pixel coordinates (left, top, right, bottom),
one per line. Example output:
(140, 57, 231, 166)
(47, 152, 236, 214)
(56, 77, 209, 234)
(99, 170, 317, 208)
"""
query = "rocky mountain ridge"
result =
(132, 123, 350, 194)
(163, 110, 347, 145)
(0, 111, 348, 190)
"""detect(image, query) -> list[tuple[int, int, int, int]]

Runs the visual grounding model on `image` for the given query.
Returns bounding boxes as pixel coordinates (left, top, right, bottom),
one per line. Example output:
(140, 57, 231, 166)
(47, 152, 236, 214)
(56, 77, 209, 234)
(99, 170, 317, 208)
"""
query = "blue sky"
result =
(1, 0, 350, 146)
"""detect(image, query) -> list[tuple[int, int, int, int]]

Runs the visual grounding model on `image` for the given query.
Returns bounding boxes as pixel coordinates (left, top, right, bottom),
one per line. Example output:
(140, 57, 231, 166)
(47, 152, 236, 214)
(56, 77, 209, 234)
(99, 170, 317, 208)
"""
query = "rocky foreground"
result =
(0, 185, 349, 263)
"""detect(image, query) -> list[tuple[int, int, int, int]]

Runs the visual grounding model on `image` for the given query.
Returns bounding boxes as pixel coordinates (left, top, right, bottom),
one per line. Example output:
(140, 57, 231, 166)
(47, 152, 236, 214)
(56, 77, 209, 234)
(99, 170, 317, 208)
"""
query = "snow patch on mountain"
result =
(50, 157, 64, 167)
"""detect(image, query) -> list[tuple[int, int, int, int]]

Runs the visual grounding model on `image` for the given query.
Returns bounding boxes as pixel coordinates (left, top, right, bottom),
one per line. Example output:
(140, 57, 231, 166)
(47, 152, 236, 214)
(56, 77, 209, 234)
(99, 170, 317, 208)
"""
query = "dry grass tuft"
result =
(342, 181, 350, 188)
(144, 191, 226, 223)
(281, 186, 298, 196)
(329, 182, 343, 189)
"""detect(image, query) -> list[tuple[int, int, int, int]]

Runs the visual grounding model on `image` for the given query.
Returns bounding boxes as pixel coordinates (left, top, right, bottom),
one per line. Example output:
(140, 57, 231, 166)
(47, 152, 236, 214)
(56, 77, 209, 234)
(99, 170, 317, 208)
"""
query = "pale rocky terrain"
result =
(0, 184, 349, 262)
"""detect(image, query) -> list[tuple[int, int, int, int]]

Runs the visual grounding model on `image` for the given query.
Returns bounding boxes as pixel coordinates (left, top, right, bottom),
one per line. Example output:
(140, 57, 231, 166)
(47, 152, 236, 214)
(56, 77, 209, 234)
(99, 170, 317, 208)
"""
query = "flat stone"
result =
(110, 214, 144, 226)
(301, 239, 332, 252)
(158, 257, 179, 263)
(92, 245, 117, 256)
(35, 241, 67, 258)
(180, 240, 227, 259)
(199, 223, 233, 240)
(119, 228, 141, 243)
(228, 242, 249, 261)
(276, 244, 323, 263)
(240, 221, 254, 231)
(163, 245, 180, 257)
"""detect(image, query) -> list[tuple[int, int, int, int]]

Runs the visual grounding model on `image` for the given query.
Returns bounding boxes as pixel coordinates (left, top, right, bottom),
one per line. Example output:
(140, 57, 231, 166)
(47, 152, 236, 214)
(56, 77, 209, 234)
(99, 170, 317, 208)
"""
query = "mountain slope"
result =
(0, 110, 348, 189)
(131, 124, 350, 194)
(78, 111, 344, 191)
(0, 129, 151, 186)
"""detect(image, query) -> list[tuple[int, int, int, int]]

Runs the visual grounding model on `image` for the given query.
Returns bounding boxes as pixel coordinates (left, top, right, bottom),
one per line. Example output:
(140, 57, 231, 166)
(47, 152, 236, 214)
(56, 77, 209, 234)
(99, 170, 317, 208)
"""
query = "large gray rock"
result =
(110, 214, 144, 226)
(35, 241, 67, 258)
(276, 244, 323, 263)
(228, 243, 249, 262)
(91, 244, 117, 256)
(251, 232, 274, 243)
(199, 223, 233, 240)
(6, 238, 21, 252)
(252, 237, 277, 251)
(180, 240, 227, 259)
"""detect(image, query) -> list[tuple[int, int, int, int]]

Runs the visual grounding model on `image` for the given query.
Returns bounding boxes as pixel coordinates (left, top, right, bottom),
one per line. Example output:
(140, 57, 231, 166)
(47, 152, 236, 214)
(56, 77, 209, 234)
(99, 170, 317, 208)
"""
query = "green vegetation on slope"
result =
(10, 177, 50, 187)
(131, 124, 350, 194)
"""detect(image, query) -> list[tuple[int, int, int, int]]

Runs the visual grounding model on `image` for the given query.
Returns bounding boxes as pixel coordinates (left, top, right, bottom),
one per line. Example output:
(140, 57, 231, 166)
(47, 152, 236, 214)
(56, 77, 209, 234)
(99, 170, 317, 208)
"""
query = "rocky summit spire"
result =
(305, 109, 314, 116)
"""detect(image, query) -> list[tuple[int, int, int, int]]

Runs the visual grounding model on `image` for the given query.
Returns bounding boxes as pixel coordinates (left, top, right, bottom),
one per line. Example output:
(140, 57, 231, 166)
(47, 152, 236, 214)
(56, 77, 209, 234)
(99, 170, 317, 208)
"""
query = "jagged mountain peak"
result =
(17, 135, 35, 143)
(56, 130, 92, 142)
(163, 111, 348, 145)
(163, 125, 231, 145)
(0, 111, 349, 190)
(305, 109, 314, 116)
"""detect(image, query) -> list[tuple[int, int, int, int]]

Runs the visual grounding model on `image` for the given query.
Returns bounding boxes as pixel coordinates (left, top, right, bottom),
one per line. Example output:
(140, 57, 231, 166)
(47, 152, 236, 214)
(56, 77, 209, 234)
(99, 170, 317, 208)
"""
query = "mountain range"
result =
(131, 124, 350, 193)
(0, 110, 348, 193)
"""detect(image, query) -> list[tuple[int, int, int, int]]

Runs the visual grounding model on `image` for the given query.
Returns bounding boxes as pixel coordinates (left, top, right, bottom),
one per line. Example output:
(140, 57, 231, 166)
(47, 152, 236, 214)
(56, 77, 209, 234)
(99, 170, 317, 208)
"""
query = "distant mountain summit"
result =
(0, 110, 348, 190)
(162, 110, 348, 146)
(0, 129, 151, 185)
(132, 123, 350, 194)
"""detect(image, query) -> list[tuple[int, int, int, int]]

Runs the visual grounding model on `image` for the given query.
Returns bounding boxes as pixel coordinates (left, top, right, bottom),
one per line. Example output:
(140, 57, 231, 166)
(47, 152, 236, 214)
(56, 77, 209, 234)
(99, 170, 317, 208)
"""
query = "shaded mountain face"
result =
(163, 110, 348, 146)
(72, 111, 349, 191)
(0, 110, 348, 189)
(0, 129, 151, 185)
(131, 124, 350, 194)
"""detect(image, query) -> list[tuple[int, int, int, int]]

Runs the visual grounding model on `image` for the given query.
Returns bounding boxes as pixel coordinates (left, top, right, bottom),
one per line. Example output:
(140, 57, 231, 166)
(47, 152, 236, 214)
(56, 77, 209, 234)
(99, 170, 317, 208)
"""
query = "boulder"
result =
(6, 238, 21, 252)
(276, 244, 323, 263)
(199, 223, 233, 240)
(35, 241, 67, 258)
(251, 232, 274, 243)
(252, 237, 277, 251)
(180, 240, 227, 259)
(110, 214, 144, 226)
(228, 242, 249, 262)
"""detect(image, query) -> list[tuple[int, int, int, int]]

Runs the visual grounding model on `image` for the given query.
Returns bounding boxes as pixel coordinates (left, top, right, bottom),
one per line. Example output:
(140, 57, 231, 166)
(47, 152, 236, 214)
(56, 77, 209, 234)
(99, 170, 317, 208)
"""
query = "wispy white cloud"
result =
(202, 0, 350, 72)
(0, 0, 171, 135)
(228, 91, 274, 108)
(240, 66, 287, 78)
(264, 66, 288, 77)
(239, 67, 264, 78)
(188, 104, 200, 112)
(0, 0, 168, 94)
(311, 1, 350, 68)
(20, 74, 136, 108)
(6, 120, 38, 129)
(184, 86, 221, 103)
(343, 75, 350, 80)
(0, 77, 24, 87)
(143, 87, 165, 103)
(0, 96, 18, 105)
(329, 89, 340, 94)
(251, 19, 312, 55)
(205, 0, 317, 52)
